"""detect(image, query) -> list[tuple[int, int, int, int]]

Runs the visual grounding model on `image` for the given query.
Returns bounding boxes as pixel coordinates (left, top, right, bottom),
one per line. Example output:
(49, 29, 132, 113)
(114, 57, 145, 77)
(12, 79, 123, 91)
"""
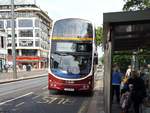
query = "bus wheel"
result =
(49, 90, 58, 95)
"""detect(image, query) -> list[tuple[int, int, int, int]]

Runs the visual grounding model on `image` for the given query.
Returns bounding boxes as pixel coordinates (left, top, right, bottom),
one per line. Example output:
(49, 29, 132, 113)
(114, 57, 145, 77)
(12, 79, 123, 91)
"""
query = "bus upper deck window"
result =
(77, 43, 92, 52)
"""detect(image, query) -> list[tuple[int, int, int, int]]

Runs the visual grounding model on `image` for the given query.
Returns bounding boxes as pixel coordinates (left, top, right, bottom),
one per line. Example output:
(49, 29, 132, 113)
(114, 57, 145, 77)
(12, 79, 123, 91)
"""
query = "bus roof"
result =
(54, 18, 93, 24)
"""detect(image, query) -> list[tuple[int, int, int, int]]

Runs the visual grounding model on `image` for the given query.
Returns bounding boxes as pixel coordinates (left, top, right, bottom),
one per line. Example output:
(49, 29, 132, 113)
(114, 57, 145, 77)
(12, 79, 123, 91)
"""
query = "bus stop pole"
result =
(11, 0, 17, 79)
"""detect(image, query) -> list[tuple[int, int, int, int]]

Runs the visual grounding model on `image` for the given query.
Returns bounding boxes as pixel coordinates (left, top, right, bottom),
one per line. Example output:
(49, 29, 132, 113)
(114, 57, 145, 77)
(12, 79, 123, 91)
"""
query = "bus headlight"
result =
(83, 85, 89, 89)
(88, 81, 91, 85)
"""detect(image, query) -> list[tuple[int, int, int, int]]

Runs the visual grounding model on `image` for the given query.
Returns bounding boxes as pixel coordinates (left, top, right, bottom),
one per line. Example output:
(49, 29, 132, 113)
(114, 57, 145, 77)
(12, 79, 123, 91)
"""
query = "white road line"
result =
(42, 86, 47, 90)
(0, 92, 33, 106)
(15, 102, 25, 107)
(32, 95, 40, 100)
(57, 98, 65, 104)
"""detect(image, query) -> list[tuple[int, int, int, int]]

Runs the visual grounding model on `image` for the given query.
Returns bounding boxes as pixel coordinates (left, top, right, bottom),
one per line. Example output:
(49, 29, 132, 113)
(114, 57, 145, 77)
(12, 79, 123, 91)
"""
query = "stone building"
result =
(0, 1, 52, 69)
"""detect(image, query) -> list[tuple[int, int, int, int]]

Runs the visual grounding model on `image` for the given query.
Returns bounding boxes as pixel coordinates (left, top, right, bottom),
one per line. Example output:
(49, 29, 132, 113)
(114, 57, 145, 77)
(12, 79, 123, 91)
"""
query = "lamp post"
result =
(11, 0, 17, 79)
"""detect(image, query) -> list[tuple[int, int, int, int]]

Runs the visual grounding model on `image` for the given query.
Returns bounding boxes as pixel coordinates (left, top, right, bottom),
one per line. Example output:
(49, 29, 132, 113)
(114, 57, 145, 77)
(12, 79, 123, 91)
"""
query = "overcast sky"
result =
(36, 0, 125, 27)
(35, 0, 125, 57)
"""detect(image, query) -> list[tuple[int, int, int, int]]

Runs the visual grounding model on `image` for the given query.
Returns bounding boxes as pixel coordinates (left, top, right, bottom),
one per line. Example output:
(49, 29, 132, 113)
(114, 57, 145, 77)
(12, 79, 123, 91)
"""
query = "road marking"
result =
(36, 96, 75, 105)
(42, 86, 47, 90)
(61, 98, 75, 105)
(32, 95, 40, 100)
(37, 97, 49, 104)
(0, 92, 33, 106)
(57, 98, 65, 104)
(48, 97, 57, 104)
(77, 100, 89, 113)
(15, 102, 25, 107)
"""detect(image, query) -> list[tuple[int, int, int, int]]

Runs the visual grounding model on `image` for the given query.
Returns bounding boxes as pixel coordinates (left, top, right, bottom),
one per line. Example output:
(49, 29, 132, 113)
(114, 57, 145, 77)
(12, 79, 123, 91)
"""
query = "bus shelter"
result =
(103, 9, 150, 113)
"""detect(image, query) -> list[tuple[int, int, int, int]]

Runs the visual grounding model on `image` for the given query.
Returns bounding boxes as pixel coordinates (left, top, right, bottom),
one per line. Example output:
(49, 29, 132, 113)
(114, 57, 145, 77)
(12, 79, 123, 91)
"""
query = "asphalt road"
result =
(0, 76, 96, 113)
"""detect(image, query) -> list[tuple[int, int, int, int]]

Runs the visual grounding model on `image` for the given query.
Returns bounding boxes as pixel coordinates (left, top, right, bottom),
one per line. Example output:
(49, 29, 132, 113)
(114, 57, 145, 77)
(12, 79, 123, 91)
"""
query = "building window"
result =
(41, 22, 47, 31)
(8, 49, 12, 55)
(19, 39, 33, 47)
(0, 21, 4, 28)
(7, 39, 17, 47)
(35, 39, 39, 47)
(6, 30, 17, 37)
(6, 20, 16, 28)
(16, 50, 19, 56)
(7, 34, 17, 38)
(8, 34, 11, 37)
(35, 19, 39, 27)
(7, 49, 18, 55)
(18, 19, 33, 27)
(21, 49, 37, 56)
(19, 29, 33, 37)
(35, 29, 40, 37)
(7, 39, 11, 47)
(0, 36, 4, 48)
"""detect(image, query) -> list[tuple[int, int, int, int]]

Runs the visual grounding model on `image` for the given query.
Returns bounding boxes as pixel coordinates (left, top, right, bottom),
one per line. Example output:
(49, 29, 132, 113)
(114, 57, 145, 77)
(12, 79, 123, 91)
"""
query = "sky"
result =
(36, 0, 125, 27)
(36, 0, 125, 57)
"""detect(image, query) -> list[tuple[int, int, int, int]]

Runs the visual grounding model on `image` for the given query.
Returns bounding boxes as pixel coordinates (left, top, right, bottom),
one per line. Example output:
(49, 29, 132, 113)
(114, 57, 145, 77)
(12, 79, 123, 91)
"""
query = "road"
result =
(0, 70, 103, 113)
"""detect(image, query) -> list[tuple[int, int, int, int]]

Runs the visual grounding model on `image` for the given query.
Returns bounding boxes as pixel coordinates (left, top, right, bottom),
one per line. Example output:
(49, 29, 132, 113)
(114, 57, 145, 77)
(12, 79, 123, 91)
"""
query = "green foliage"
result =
(123, 0, 150, 11)
(95, 27, 103, 46)
(138, 55, 150, 66)
(99, 55, 104, 64)
(113, 54, 131, 73)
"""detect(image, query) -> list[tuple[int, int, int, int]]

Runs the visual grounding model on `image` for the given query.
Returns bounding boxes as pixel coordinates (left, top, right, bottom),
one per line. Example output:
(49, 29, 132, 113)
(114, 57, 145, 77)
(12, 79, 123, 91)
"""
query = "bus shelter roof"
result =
(103, 9, 150, 52)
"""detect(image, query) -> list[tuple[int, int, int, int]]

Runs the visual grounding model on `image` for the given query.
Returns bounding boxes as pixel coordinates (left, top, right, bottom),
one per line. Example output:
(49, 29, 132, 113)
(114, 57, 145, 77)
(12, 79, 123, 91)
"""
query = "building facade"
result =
(0, 3, 52, 69)
(0, 31, 7, 72)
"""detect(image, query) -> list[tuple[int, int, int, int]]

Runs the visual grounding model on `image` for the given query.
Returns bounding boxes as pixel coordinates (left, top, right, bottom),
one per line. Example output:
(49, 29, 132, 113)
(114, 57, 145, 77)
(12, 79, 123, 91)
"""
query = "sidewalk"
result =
(87, 78, 104, 113)
(86, 69, 105, 113)
(0, 68, 48, 84)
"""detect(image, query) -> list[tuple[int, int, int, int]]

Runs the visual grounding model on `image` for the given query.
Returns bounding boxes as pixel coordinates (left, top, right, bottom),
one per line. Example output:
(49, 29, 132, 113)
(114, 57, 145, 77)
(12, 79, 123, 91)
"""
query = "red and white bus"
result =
(48, 18, 97, 93)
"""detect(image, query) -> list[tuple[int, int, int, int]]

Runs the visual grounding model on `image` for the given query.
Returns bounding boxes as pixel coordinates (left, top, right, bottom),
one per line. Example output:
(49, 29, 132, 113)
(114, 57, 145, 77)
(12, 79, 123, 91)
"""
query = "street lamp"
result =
(11, 0, 17, 79)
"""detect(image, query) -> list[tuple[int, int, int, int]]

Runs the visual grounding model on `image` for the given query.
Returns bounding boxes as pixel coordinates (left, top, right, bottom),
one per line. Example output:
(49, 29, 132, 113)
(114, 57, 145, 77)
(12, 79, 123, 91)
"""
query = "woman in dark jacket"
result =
(127, 70, 146, 113)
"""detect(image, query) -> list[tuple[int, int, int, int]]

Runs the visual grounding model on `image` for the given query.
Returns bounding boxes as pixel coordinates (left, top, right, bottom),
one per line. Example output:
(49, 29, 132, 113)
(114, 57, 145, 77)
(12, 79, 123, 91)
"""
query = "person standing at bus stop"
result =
(128, 70, 146, 113)
(111, 66, 123, 103)
(125, 65, 131, 78)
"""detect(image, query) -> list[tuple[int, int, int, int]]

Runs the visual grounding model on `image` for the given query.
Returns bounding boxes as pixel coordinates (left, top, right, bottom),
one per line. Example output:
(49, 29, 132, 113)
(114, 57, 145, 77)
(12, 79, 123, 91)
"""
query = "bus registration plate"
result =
(64, 88, 75, 91)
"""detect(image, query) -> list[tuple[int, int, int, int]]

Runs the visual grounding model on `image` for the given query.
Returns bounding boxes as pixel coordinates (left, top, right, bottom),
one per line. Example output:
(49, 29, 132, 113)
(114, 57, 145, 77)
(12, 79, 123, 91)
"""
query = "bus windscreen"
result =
(50, 18, 93, 79)
(52, 19, 93, 38)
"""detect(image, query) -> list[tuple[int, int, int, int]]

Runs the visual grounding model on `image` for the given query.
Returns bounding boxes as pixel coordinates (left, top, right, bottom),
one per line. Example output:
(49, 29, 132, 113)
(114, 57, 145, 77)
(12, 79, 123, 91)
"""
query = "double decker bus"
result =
(48, 18, 97, 93)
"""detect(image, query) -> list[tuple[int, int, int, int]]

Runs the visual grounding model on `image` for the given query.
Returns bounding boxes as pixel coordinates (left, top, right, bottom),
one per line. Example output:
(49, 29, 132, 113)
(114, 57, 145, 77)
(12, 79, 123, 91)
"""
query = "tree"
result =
(95, 26, 103, 46)
(123, 0, 150, 11)
(113, 54, 131, 73)
(117, 0, 150, 71)
(99, 55, 104, 64)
